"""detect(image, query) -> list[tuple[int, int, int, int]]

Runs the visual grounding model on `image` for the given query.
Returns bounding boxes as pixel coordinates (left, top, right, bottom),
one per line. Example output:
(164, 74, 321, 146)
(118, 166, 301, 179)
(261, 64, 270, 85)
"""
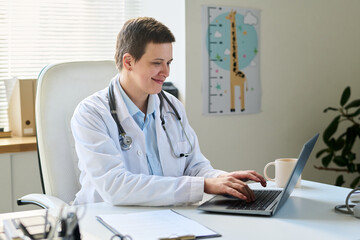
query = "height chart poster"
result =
(202, 6, 261, 115)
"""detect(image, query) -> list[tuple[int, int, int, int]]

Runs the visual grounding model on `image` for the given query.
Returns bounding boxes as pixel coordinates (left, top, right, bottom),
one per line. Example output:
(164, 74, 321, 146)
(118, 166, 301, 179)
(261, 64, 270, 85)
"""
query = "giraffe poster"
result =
(202, 6, 261, 115)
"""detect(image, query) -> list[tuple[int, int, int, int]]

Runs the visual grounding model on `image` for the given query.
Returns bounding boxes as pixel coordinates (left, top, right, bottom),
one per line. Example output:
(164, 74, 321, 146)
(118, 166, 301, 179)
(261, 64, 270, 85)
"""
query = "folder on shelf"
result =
(8, 79, 37, 136)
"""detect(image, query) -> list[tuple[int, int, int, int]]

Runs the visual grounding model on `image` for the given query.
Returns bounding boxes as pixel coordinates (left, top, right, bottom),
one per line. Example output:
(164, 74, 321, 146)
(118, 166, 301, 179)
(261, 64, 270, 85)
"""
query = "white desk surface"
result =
(1, 180, 359, 240)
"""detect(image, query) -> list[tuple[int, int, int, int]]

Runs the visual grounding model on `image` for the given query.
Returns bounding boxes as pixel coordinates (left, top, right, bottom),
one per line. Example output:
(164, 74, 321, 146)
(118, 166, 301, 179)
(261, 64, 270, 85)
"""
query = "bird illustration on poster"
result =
(202, 6, 261, 115)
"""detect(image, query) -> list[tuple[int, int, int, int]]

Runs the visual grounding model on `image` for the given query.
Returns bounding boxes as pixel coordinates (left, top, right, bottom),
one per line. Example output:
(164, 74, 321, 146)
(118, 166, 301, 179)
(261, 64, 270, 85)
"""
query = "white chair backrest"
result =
(36, 60, 118, 204)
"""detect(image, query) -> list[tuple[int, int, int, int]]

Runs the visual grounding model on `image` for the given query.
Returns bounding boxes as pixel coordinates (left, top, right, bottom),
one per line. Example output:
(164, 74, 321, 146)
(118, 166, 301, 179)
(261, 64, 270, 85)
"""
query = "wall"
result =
(140, 0, 186, 102)
(185, 0, 360, 187)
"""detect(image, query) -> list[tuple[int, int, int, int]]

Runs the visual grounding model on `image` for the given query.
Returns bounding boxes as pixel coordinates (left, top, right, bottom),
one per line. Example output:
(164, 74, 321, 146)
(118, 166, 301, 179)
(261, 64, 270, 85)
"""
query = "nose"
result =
(160, 62, 170, 78)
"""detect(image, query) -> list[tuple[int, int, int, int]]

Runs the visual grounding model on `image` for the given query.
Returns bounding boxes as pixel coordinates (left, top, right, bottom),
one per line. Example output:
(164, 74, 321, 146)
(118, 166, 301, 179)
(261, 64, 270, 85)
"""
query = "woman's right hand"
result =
(204, 171, 266, 202)
(204, 177, 255, 202)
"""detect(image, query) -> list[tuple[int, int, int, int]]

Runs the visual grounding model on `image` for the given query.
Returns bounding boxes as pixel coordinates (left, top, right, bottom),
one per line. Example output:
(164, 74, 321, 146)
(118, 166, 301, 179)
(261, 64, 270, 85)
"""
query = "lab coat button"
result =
(137, 150, 143, 156)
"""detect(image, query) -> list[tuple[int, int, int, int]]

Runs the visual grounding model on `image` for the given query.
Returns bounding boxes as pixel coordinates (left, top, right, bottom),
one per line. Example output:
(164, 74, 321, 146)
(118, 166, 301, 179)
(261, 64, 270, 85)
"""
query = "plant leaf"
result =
(322, 154, 333, 167)
(348, 163, 355, 173)
(316, 149, 329, 158)
(323, 107, 338, 113)
(327, 138, 336, 149)
(333, 138, 345, 151)
(347, 152, 356, 161)
(335, 175, 345, 186)
(350, 176, 360, 188)
(333, 156, 347, 167)
(345, 126, 357, 146)
(332, 125, 356, 156)
(347, 108, 360, 118)
(341, 141, 351, 156)
(345, 99, 360, 109)
(323, 116, 341, 144)
(340, 86, 351, 106)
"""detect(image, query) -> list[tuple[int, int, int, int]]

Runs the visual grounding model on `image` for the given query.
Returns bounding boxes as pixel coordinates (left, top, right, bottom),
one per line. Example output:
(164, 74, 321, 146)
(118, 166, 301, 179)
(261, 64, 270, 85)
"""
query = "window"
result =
(0, 0, 141, 131)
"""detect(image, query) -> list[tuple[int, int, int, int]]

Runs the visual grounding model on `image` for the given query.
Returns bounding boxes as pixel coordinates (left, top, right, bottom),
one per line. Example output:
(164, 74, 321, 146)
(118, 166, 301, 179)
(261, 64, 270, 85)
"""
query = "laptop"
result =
(198, 133, 319, 216)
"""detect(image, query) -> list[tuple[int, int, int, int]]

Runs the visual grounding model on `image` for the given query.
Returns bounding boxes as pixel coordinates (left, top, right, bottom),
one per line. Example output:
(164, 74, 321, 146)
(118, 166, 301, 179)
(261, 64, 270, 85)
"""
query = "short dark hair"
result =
(114, 17, 175, 71)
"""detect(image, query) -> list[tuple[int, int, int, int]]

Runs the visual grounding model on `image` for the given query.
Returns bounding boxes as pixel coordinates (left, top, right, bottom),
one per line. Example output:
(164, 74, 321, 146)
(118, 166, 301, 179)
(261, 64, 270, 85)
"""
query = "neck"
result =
(119, 72, 148, 114)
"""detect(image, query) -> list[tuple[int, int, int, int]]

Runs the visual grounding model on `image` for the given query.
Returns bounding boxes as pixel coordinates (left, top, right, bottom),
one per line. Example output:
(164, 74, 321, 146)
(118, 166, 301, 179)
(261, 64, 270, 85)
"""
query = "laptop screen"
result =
(274, 133, 319, 213)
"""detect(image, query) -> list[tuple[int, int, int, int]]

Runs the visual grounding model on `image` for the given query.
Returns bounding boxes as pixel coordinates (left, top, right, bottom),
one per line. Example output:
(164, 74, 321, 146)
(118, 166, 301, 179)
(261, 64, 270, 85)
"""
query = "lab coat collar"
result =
(111, 75, 131, 123)
(117, 80, 139, 117)
(147, 94, 156, 117)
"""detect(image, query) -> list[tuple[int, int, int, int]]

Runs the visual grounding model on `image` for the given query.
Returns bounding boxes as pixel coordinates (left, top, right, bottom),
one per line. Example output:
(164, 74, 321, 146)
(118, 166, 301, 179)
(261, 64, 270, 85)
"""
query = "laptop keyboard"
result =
(227, 190, 282, 211)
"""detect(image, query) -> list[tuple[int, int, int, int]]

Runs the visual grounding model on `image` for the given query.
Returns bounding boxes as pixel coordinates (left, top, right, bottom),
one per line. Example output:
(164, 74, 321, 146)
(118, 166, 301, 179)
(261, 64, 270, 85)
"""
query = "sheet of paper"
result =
(97, 209, 220, 240)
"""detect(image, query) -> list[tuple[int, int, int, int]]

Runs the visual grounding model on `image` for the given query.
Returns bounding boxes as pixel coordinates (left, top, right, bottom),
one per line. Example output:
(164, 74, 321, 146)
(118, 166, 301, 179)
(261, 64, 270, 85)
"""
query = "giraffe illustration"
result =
(226, 10, 248, 112)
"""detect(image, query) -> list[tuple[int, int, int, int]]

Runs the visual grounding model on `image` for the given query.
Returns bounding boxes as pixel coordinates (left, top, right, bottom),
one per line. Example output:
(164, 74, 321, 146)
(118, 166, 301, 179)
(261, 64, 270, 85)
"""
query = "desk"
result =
(0, 181, 358, 240)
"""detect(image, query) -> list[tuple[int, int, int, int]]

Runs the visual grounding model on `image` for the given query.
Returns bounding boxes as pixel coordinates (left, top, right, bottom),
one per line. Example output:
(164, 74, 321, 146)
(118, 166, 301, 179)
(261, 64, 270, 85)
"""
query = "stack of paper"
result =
(97, 209, 220, 240)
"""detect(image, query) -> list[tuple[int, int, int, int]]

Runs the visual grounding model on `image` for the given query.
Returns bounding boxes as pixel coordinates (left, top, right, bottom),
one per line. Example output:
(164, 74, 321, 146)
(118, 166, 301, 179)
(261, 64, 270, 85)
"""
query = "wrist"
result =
(217, 172, 228, 178)
(204, 178, 215, 194)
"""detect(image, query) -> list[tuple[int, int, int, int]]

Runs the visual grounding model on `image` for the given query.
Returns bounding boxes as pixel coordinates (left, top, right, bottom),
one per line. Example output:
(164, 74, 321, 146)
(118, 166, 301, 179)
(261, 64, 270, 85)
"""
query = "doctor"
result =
(71, 17, 266, 206)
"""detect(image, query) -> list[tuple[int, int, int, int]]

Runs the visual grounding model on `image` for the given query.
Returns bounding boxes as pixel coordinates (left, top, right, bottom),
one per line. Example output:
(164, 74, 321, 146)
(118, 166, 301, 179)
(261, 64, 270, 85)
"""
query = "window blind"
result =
(0, 0, 141, 131)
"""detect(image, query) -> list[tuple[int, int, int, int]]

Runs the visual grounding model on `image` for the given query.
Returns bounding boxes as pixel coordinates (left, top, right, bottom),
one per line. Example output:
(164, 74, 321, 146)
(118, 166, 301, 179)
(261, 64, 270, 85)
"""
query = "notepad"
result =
(96, 209, 220, 240)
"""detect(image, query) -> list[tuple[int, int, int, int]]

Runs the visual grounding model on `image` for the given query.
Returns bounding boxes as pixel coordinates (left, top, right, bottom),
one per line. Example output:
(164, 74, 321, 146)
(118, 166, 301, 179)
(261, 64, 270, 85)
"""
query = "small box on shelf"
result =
(0, 128, 11, 138)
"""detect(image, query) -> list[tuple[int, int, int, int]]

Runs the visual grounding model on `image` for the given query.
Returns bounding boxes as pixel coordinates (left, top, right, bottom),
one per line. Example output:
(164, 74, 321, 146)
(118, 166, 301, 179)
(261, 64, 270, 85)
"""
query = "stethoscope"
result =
(108, 82, 194, 158)
(334, 187, 360, 218)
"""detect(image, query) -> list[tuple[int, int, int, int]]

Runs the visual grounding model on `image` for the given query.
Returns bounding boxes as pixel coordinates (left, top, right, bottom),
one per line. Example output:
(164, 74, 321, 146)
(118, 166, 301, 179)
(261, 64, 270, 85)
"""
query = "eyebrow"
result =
(153, 58, 173, 62)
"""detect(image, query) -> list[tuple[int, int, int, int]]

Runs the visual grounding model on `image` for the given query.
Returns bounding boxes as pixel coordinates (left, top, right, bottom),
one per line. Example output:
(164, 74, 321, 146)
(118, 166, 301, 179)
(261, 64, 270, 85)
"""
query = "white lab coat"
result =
(71, 75, 226, 206)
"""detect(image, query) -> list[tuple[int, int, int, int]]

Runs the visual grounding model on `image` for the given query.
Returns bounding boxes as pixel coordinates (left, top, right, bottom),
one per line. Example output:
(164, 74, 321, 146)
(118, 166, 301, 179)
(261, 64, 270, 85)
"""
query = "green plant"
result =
(315, 86, 360, 188)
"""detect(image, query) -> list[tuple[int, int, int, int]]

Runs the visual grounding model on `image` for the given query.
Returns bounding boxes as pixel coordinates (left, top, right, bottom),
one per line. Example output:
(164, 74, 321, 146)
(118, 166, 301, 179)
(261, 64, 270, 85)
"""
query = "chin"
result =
(149, 86, 163, 95)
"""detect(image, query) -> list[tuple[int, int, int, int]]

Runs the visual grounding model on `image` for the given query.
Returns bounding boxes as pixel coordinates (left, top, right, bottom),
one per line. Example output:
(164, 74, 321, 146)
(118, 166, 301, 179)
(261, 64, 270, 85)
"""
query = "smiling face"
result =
(121, 42, 173, 102)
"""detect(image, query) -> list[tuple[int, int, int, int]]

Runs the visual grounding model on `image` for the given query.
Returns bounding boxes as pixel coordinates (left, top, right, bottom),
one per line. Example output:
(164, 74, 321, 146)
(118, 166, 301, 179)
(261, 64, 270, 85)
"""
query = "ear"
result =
(122, 53, 133, 71)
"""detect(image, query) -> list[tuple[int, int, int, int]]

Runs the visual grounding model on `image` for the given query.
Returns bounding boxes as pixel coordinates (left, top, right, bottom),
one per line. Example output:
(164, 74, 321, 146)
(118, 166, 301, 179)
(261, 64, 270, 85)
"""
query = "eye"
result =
(152, 62, 161, 65)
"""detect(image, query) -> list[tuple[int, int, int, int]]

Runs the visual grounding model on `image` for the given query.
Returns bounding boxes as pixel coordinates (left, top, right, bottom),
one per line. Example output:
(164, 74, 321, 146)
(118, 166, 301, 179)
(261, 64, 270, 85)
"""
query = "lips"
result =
(151, 78, 165, 84)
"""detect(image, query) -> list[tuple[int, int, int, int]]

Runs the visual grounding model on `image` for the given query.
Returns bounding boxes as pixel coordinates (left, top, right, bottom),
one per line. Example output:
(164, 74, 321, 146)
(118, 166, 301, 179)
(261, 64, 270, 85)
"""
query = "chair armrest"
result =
(17, 194, 69, 209)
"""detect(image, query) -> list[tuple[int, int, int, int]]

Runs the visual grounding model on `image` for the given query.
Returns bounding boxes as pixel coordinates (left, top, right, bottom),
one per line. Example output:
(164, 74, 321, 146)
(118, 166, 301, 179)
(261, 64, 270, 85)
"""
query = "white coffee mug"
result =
(263, 158, 301, 188)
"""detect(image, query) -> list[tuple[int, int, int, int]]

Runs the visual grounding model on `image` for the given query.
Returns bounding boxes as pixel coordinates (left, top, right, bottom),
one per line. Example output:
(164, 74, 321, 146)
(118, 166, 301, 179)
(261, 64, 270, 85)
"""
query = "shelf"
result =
(0, 136, 37, 154)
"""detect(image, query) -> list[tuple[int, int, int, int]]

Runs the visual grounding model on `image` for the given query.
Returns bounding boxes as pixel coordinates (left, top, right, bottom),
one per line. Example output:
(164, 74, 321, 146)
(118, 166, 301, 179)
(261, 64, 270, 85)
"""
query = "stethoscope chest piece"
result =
(120, 135, 132, 151)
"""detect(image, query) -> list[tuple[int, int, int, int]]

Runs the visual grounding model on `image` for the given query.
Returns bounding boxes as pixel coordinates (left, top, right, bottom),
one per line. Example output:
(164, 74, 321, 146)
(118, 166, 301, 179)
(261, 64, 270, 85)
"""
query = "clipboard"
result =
(96, 209, 221, 240)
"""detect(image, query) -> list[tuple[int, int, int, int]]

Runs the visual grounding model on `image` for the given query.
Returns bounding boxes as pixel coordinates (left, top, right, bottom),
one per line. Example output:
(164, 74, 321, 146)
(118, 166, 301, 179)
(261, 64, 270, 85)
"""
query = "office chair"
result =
(17, 60, 118, 209)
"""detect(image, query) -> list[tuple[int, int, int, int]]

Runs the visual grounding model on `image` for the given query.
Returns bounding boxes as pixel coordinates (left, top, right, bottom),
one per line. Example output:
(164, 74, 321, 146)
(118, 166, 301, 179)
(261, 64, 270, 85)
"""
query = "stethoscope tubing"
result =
(108, 84, 126, 135)
(334, 187, 360, 215)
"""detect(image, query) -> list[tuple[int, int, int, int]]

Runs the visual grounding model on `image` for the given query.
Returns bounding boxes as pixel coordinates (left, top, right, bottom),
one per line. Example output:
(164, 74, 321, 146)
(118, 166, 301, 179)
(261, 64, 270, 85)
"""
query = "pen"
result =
(44, 209, 48, 238)
(159, 235, 196, 240)
(59, 218, 67, 237)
